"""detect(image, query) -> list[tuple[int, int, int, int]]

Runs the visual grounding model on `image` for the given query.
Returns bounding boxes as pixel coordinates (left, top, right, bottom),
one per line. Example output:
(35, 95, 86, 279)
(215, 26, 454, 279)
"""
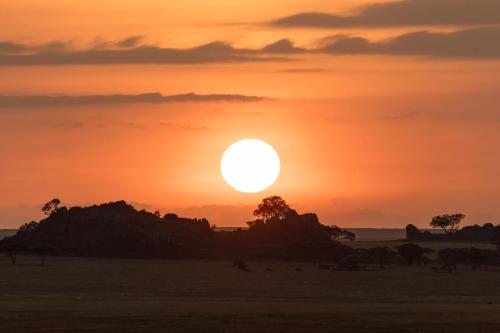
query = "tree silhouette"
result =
(253, 196, 294, 222)
(17, 221, 38, 235)
(369, 247, 394, 270)
(41, 198, 61, 216)
(330, 226, 356, 241)
(430, 214, 465, 235)
(0, 199, 359, 262)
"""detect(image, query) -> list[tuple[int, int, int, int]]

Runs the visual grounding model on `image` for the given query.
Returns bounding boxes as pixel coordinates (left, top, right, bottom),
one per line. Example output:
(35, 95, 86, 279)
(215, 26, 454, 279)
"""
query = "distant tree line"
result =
(406, 213, 500, 245)
(1, 197, 499, 271)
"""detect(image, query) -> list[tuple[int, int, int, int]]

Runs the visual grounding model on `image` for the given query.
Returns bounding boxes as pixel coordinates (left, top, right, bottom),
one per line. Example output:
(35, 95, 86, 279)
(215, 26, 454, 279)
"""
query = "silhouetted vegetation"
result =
(217, 196, 356, 262)
(430, 214, 465, 234)
(41, 198, 61, 216)
(398, 243, 427, 265)
(0, 197, 356, 263)
(2, 197, 499, 271)
(0, 201, 214, 259)
(437, 247, 500, 271)
(356, 246, 398, 270)
(407, 217, 500, 244)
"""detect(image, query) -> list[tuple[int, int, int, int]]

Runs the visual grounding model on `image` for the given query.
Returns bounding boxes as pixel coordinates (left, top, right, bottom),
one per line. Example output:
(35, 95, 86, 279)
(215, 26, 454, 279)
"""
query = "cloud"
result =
(159, 122, 210, 131)
(0, 40, 73, 54)
(272, 0, 500, 28)
(318, 27, 500, 58)
(0, 38, 287, 66)
(281, 27, 500, 59)
(261, 39, 306, 53)
(0, 41, 28, 53)
(0, 92, 269, 108)
(115, 36, 144, 48)
(92, 35, 145, 49)
(1, 27, 499, 66)
(276, 68, 330, 73)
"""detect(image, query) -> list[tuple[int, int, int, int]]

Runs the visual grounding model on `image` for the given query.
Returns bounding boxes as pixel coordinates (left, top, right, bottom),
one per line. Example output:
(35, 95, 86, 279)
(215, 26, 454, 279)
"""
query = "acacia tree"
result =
(41, 198, 61, 216)
(430, 214, 465, 235)
(253, 196, 294, 222)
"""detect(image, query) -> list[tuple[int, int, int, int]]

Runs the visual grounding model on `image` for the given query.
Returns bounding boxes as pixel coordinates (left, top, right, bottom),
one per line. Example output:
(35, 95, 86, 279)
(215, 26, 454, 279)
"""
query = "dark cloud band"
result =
(272, 0, 500, 28)
(0, 93, 268, 108)
(1, 27, 500, 66)
(0, 40, 287, 66)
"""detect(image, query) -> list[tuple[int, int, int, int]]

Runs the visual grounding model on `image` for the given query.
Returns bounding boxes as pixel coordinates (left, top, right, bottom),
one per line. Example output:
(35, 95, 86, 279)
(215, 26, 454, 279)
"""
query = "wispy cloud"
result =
(294, 27, 500, 59)
(0, 92, 269, 108)
(317, 27, 500, 58)
(0, 39, 287, 66)
(271, 0, 500, 28)
(159, 122, 210, 131)
(275, 68, 330, 73)
(2, 27, 500, 66)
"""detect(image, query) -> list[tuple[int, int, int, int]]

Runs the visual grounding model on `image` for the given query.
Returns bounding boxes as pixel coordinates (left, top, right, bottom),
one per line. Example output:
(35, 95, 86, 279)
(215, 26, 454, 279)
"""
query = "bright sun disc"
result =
(221, 139, 280, 193)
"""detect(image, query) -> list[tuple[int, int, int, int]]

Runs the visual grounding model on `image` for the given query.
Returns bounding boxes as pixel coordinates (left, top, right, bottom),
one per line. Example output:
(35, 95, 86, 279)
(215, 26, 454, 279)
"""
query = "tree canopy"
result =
(253, 196, 295, 222)
(41, 198, 61, 216)
(430, 214, 465, 234)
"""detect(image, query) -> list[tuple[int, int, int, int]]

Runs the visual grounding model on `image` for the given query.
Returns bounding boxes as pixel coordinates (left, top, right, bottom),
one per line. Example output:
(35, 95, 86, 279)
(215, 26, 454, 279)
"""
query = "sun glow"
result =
(221, 139, 281, 193)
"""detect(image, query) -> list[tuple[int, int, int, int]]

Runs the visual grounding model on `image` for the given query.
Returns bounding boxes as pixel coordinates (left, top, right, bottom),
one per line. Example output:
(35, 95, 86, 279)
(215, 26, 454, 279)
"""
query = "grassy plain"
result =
(349, 240, 497, 251)
(1, 254, 500, 332)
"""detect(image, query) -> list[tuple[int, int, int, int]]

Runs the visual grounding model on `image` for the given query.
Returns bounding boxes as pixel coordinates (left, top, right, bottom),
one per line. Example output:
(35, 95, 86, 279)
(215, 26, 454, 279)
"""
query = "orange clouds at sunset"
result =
(1, 0, 500, 228)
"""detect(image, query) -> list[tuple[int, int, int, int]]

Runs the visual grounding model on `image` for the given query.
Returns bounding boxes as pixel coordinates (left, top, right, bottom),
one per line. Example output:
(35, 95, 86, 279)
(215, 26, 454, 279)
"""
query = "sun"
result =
(221, 139, 281, 193)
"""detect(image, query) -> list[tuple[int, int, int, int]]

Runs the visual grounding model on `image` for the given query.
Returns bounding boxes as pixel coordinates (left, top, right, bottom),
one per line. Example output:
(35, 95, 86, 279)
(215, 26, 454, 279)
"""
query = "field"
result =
(1, 255, 500, 332)
(349, 240, 497, 251)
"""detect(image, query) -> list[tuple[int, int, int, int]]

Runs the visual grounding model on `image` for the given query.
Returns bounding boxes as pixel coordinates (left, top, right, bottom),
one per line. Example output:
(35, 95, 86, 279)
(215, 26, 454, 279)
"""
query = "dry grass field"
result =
(349, 240, 497, 251)
(1, 255, 500, 332)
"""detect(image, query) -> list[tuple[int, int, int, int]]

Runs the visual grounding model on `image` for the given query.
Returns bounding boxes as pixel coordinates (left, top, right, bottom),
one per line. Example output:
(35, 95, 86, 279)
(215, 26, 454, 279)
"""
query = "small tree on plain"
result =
(430, 214, 465, 235)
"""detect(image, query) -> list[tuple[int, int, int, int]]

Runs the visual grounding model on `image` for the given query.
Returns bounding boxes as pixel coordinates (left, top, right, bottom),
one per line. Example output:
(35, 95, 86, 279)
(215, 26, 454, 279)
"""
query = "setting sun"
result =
(220, 139, 280, 193)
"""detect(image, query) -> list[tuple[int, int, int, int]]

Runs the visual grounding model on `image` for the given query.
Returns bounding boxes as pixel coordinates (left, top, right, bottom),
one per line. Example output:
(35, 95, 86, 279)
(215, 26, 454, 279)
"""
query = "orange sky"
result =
(1, 0, 500, 228)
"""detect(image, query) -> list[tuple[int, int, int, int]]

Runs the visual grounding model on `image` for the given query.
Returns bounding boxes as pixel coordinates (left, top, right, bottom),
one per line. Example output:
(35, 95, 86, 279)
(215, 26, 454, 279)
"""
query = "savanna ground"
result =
(350, 240, 497, 250)
(1, 241, 500, 333)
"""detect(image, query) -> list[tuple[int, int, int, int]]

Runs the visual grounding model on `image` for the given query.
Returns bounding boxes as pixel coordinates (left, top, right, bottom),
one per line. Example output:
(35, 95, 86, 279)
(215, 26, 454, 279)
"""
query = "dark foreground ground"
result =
(1, 255, 500, 333)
